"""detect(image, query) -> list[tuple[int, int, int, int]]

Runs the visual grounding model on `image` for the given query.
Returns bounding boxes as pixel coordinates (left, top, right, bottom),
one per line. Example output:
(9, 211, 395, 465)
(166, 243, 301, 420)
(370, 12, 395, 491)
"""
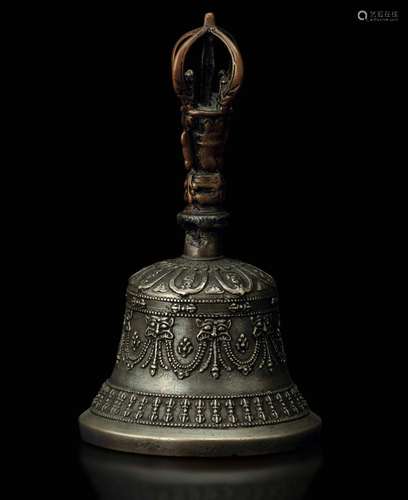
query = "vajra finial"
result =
(172, 12, 243, 112)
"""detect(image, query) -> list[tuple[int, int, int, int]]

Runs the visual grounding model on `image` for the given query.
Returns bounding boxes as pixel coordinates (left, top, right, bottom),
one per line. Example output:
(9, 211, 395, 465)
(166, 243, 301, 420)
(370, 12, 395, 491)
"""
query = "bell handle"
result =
(172, 13, 243, 258)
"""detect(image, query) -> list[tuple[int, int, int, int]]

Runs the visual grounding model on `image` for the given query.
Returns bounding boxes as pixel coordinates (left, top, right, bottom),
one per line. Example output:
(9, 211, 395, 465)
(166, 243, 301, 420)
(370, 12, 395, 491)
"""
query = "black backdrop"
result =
(31, 2, 403, 498)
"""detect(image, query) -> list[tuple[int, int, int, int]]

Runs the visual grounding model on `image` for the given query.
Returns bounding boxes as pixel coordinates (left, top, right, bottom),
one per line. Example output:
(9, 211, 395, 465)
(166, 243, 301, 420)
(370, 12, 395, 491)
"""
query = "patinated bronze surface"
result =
(79, 12, 321, 456)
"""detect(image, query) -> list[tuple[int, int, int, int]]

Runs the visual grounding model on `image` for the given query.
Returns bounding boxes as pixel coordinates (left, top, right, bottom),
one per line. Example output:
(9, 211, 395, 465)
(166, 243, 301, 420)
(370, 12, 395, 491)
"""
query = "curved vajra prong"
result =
(172, 12, 243, 110)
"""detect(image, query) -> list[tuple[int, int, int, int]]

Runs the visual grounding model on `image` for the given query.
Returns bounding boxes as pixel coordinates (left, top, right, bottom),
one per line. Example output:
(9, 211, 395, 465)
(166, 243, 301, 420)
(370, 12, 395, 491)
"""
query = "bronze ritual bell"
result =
(79, 13, 321, 456)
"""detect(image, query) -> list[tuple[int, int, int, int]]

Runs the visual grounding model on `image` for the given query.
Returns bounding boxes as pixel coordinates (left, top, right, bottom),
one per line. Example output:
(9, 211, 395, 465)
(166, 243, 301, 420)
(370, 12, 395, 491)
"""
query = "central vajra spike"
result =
(79, 13, 321, 457)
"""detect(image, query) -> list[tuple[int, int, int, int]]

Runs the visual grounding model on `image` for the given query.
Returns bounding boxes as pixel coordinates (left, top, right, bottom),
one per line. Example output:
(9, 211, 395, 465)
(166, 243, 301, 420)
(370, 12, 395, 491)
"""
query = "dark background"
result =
(25, 1, 403, 498)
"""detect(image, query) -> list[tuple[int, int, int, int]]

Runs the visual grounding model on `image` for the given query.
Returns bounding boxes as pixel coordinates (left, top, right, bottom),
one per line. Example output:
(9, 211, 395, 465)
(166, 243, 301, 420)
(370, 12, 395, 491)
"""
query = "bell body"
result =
(79, 256, 321, 456)
(80, 12, 321, 456)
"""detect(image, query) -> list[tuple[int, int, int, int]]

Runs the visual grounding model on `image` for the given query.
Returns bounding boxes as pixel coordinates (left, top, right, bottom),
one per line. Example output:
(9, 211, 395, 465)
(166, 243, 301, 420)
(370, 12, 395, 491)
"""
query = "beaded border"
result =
(90, 381, 309, 429)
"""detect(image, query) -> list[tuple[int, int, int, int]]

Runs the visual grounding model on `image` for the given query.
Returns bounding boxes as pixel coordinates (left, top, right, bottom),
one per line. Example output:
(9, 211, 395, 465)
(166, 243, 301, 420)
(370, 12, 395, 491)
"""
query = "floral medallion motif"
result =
(177, 337, 194, 358)
(235, 333, 249, 353)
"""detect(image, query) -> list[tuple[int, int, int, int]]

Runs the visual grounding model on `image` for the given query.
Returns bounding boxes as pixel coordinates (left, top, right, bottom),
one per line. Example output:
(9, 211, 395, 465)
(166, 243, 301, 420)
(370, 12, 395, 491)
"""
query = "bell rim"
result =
(79, 409, 321, 457)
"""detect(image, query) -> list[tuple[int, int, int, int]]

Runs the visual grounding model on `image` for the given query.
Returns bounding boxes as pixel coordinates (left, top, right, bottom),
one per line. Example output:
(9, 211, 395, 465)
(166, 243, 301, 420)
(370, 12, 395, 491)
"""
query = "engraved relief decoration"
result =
(91, 382, 309, 429)
(116, 310, 287, 380)
(129, 258, 276, 298)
